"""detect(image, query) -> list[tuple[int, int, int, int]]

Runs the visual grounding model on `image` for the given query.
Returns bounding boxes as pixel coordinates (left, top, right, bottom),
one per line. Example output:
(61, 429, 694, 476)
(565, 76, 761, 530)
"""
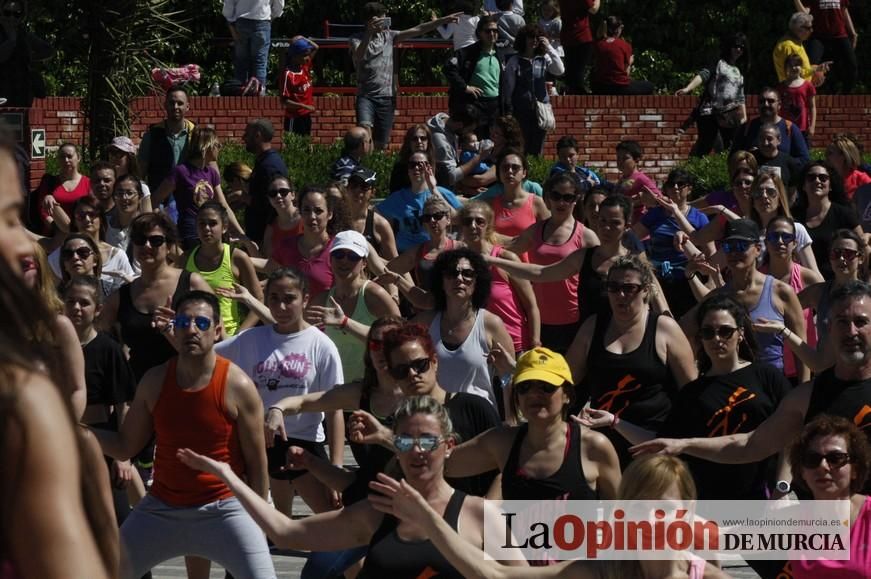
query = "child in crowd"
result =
(281, 36, 319, 135)
(436, 0, 480, 51)
(495, 0, 525, 60)
(779, 53, 817, 145)
(548, 135, 602, 193)
(459, 131, 492, 176)
(615, 139, 661, 224)
(537, 0, 563, 58)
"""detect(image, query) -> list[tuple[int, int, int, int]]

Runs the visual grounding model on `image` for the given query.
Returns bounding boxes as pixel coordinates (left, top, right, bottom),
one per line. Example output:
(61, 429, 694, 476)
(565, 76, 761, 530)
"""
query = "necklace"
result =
(444, 308, 475, 337)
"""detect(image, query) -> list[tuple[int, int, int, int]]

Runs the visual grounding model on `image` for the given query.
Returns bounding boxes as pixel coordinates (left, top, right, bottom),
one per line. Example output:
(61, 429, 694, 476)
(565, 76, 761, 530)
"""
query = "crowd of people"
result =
(2, 2, 871, 579)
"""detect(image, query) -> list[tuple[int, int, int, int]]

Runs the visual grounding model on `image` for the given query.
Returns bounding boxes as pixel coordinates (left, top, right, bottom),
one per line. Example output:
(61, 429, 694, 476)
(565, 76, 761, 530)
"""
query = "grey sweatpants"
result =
(120, 494, 276, 579)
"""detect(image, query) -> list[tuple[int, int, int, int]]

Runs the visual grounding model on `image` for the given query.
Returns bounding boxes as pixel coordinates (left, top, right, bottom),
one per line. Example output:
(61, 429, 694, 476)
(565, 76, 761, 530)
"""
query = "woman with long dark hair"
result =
(389, 123, 436, 192)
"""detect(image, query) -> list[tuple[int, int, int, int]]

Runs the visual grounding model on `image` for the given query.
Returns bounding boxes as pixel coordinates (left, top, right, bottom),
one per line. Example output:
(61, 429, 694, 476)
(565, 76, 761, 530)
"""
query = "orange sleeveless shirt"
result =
(150, 356, 245, 507)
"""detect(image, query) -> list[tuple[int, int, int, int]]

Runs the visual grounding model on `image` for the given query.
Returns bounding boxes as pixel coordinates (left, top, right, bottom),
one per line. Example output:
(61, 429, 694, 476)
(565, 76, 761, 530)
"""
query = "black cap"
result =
(349, 166, 377, 186)
(723, 218, 761, 242)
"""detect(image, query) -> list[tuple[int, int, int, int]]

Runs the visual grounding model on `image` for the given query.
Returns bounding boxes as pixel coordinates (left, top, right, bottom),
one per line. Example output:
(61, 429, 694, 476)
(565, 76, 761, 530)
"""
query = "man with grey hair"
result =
(330, 125, 372, 184)
(243, 118, 288, 244)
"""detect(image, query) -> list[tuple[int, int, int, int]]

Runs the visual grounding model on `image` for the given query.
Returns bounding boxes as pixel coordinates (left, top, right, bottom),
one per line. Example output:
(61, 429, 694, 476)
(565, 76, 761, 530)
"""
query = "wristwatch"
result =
(775, 480, 791, 494)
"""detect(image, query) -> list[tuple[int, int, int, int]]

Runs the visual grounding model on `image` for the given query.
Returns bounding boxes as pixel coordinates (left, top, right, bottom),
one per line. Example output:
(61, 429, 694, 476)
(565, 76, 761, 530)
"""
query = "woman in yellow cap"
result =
(444, 346, 621, 503)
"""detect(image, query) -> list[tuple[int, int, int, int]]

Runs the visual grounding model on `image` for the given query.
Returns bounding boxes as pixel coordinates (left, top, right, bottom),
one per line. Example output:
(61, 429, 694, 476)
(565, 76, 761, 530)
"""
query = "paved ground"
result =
(151, 445, 762, 578)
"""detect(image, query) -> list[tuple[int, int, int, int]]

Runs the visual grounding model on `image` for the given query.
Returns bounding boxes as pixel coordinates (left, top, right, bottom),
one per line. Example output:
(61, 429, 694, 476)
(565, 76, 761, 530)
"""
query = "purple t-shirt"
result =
(167, 163, 220, 243)
(704, 188, 740, 214)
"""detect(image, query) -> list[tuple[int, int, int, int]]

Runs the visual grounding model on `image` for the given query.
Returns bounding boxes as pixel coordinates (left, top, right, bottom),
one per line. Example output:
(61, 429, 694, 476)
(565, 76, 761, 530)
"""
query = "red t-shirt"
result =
(281, 61, 314, 119)
(593, 37, 632, 85)
(39, 175, 91, 225)
(559, 0, 597, 45)
(779, 80, 816, 131)
(806, 0, 849, 38)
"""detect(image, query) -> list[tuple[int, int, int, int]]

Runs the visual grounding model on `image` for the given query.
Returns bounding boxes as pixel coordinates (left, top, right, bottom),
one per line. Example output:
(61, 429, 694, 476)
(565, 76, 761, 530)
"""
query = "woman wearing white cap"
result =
(444, 347, 621, 507)
(307, 230, 400, 382)
(107, 136, 152, 213)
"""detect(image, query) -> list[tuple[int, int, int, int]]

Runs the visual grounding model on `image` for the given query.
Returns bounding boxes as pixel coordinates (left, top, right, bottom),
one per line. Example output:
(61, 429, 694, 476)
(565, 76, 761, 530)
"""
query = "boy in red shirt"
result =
(779, 54, 817, 145)
(281, 36, 318, 135)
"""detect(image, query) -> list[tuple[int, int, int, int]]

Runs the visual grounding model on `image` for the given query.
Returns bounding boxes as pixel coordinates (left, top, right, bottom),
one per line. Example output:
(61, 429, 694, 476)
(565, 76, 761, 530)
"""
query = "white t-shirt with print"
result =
(216, 325, 343, 442)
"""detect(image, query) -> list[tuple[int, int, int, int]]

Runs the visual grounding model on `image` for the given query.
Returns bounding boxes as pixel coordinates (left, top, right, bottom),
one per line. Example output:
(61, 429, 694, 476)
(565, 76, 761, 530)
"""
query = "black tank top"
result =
(501, 421, 596, 500)
(578, 247, 608, 322)
(358, 490, 467, 579)
(342, 388, 398, 505)
(363, 209, 383, 256)
(117, 271, 192, 380)
(581, 311, 674, 466)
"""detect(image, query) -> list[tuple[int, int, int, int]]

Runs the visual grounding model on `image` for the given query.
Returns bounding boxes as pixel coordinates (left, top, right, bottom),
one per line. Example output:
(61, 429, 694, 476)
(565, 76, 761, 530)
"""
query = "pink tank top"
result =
(272, 234, 334, 298)
(492, 194, 537, 237)
(792, 496, 871, 579)
(528, 219, 585, 325)
(487, 246, 529, 352)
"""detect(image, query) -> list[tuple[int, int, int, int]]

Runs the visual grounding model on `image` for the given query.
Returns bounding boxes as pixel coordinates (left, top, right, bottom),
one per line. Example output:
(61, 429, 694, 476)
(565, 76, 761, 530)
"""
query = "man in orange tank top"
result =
(91, 290, 276, 578)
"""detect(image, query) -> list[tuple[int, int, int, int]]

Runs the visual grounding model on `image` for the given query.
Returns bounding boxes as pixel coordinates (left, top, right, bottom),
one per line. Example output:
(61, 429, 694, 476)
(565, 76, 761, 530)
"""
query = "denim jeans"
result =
(300, 546, 368, 579)
(355, 94, 395, 149)
(234, 18, 271, 89)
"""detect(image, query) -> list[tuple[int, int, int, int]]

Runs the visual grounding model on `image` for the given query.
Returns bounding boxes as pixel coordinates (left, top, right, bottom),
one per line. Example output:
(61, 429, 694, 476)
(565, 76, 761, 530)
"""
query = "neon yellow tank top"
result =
(185, 244, 242, 335)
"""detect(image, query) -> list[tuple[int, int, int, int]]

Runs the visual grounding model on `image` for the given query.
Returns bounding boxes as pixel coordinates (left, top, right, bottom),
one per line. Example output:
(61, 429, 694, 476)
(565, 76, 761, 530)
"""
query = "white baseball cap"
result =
(331, 230, 369, 258)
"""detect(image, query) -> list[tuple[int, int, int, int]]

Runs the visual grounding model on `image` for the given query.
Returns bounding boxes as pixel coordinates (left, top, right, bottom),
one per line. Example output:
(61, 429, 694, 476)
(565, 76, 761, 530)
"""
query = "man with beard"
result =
(91, 290, 276, 578)
(635, 279, 871, 494)
(731, 86, 810, 165)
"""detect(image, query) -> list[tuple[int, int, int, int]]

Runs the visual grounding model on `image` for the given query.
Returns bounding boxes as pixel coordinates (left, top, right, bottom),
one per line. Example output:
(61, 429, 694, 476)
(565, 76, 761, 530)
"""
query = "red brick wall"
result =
(21, 95, 871, 190)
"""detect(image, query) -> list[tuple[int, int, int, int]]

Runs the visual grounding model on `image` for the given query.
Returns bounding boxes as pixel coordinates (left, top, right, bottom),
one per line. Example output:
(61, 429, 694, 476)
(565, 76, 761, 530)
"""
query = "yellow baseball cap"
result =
(513, 347, 573, 387)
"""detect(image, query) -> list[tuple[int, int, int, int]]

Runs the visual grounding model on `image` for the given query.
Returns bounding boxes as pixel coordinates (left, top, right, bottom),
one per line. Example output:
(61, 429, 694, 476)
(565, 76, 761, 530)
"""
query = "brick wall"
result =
(20, 95, 871, 190)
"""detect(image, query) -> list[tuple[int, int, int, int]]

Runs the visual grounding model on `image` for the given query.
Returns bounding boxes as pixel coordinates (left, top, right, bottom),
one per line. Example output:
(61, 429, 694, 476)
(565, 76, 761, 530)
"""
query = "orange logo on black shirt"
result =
(415, 566, 438, 579)
(595, 374, 642, 418)
(706, 386, 757, 437)
(855, 405, 871, 431)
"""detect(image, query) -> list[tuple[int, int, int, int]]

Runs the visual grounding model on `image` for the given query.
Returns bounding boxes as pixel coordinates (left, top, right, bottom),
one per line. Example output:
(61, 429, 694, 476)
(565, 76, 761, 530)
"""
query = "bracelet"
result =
(340, 315, 349, 329)
(610, 414, 620, 428)
(777, 327, 791, 339)
(267, 406, 284, 415)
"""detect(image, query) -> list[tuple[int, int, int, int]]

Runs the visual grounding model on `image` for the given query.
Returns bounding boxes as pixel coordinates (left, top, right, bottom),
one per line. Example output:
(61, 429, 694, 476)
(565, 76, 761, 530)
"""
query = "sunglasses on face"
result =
(267, 187, 292, 198)
(500, 163, 524, 174)
(331, 249, 363, 262)
(393, 434, 444, 453)
(462, 216, 487, 227)
(665, 181, 689, 189)
(443, 268, 477, 282)
(132, 234, 167, 248)
(388, 357, 432, 380)
(549, 191, 578, 203)
(409, 160, 428, 169)
(419, 211, 448, 223)
(114, 188, 139, 198)
(61, 247, 93, 261)
(806, 172, 830, 183)
(699, 325, 739, 340)
(831, 248, 860, 261)
(605, 281, 643, 296)
(75, 210, 99, 220)
(412, 135, 428, 142)
(173, 314, 212, 331)
(719, 240, 753, 254)
(515, 381, 560, 396)
(751, 187, 778, 199)
(801, 451, 851, 469)
(734, 178, 754, 188)
(766, 231, 796, 244)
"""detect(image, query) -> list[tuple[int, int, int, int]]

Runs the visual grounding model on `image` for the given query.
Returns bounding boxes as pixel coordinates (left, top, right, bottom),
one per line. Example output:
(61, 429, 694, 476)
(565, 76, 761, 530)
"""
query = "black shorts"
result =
(266, 435, 329, 482)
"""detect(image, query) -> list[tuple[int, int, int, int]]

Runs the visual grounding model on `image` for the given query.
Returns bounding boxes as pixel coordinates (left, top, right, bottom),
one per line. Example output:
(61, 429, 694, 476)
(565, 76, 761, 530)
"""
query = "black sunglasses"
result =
(443, 268, 476, 281)
(267, 187, 292, 198)
(388, 357, 432, 380)
(132, 234, 167, 248)
(699, 326, 739, 340)
(331, 249, 363, 262)
(801, 451, 851, 469)
(605, 281, 643, 296)
(665, 181, 689, 189)
(61, 247, 94, 261)
(419, 211, 448, 223)
(549, 191, 578, 203)
(515, 381, 560, 395)
(766, 231, 796, 245)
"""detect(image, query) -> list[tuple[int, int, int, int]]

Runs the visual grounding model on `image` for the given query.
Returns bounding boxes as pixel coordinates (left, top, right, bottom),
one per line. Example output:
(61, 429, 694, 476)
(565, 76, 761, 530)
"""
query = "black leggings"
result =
(563, 42, 594, 94)
(690, 114, 737, 158)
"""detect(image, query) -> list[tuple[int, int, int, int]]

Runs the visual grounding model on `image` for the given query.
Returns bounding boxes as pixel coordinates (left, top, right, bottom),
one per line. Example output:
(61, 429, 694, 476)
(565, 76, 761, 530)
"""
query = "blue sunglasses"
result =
(719, 240, 753, 254)
(173, 314, 213, 331)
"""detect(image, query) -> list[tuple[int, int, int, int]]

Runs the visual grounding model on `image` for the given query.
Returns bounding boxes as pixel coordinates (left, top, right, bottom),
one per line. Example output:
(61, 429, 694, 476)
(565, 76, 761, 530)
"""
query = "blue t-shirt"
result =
(472, 179, 543, 201)
(548, 163, 602, 193)
(459, 150, 491, 176)
(376, 186, 463, 252)
(641, 206, 709, 272)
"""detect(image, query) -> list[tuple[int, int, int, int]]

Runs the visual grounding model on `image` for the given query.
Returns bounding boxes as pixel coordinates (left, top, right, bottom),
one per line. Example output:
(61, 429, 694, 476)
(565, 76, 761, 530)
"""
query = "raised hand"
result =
(177, 447, 232, 480)
(306, 296, 345, 327)
(348, 409, 392, 447)
(629, 437, 686, 457)
(264, 407, 287, 448)
(571, 408, 615, 429)
(282, 445, 309, 471)
(752, 317, 786, 335)
(215, 282, 253, 304)
(368, 472, 431, 522)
